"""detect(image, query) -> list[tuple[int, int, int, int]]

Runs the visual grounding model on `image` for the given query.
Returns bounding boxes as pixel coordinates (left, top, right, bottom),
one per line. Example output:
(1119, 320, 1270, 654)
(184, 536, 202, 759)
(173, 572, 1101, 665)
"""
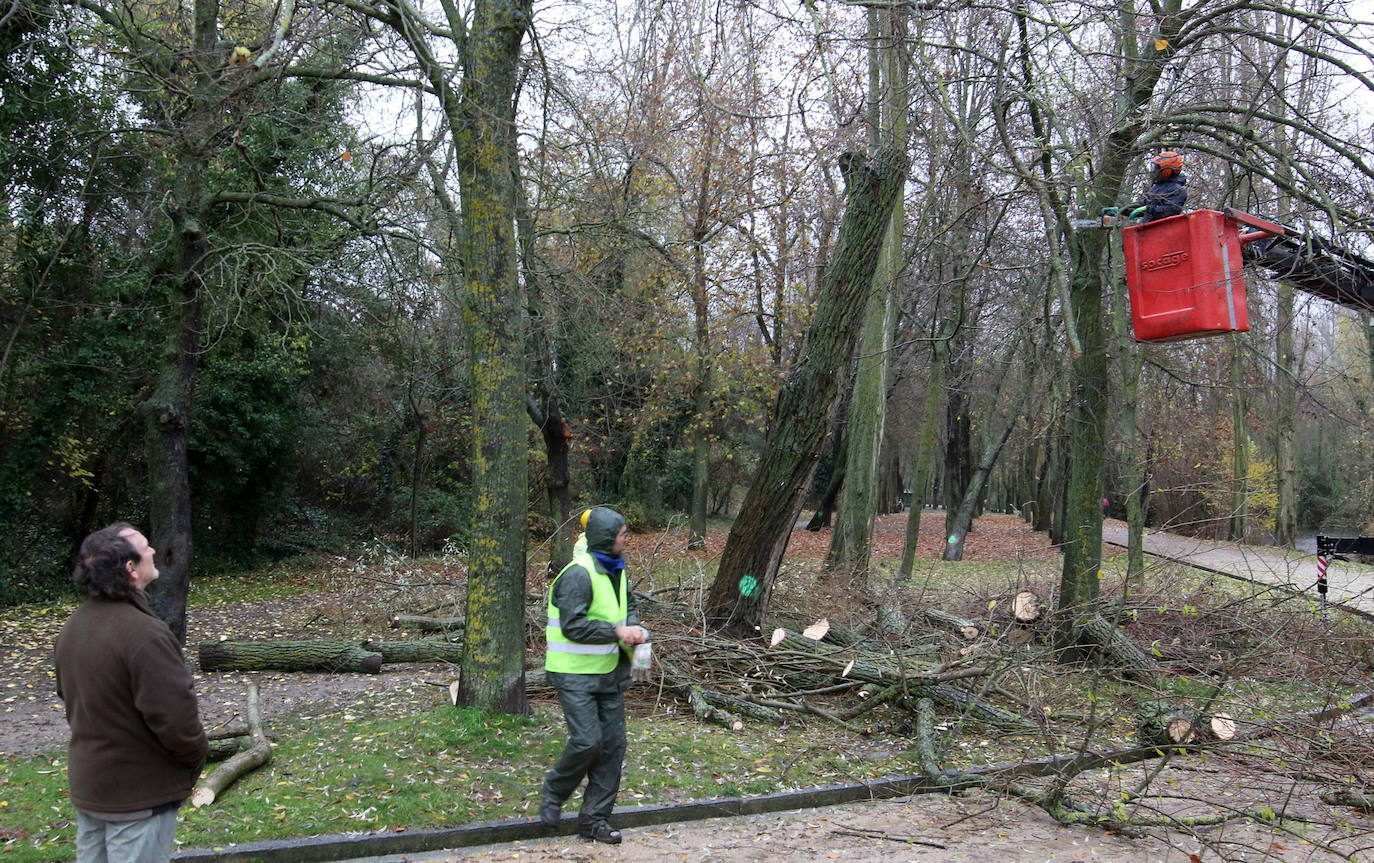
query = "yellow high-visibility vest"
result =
(544, 541, 627, 674)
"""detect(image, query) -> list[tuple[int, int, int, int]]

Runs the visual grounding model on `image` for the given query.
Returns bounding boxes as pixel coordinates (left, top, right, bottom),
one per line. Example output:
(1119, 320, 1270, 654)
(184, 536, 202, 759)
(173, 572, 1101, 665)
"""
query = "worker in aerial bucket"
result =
(1126, 151, 1188, 223)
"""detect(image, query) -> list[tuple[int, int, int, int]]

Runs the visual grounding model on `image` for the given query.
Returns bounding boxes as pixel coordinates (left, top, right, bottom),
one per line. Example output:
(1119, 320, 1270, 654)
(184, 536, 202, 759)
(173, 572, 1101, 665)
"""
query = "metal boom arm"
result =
(1228, 208, 1374, 312)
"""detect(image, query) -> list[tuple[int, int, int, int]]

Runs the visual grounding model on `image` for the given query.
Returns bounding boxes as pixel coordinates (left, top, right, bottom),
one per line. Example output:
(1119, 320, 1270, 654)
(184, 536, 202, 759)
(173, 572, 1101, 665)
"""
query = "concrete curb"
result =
(170, 777, 951, 863)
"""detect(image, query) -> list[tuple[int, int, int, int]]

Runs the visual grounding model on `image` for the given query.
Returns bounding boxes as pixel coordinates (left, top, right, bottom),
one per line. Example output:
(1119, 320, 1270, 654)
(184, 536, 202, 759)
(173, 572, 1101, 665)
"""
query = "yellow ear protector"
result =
(580, 509, 591, 531)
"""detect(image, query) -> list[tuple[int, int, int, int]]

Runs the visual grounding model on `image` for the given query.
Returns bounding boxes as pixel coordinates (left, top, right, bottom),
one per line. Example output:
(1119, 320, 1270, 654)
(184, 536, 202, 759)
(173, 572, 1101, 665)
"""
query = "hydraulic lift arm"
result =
(1227, 208, 1374, 312)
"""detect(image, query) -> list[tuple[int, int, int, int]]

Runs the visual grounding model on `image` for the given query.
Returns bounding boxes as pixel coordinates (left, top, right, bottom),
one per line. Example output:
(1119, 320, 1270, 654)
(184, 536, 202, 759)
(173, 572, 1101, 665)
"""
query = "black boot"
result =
(539, 798, 562, 828)
(579, 821, 622, 844)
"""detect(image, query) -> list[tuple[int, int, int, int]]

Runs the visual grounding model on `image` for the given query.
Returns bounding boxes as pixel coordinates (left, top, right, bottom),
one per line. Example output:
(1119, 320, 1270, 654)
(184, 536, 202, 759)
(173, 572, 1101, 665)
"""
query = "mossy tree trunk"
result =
(1110, 274, 1147, 582)
(389, 0, 534, 713)
(1004, 0, 1187, 644)
(452, 0, 533, 714)
(704, 145, 910, 636)
(827, 4, 906, 581)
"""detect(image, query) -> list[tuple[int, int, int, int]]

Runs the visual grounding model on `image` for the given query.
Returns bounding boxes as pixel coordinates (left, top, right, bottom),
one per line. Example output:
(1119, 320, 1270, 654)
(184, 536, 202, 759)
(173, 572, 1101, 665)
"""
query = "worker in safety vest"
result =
(1126, 151, 1188, 222)
(539, 506, 647, 844)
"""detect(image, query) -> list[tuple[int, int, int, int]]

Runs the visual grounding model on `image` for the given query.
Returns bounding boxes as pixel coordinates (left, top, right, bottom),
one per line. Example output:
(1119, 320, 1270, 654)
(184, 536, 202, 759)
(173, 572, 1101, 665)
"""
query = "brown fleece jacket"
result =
(55, 592, 207, 813)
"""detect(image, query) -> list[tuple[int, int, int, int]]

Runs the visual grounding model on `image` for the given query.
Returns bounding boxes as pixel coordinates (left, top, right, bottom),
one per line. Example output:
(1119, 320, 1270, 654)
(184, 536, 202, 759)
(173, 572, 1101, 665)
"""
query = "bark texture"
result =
(703, 145, 910, 635)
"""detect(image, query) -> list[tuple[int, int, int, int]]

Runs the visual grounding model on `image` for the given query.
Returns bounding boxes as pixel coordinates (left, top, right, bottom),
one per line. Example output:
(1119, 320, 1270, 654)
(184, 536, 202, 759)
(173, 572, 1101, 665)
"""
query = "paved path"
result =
(1101, 520, 1374, 617)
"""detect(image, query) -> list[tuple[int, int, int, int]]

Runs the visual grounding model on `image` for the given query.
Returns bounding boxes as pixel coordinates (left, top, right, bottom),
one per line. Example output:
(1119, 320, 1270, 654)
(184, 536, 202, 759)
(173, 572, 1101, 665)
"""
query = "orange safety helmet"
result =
(1151, 151, 1183, 179)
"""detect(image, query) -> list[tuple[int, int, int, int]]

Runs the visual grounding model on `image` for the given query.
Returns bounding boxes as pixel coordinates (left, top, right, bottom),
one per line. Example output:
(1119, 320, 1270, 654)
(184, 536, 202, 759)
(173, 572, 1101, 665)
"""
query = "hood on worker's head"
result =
(584, 507, 626, 554)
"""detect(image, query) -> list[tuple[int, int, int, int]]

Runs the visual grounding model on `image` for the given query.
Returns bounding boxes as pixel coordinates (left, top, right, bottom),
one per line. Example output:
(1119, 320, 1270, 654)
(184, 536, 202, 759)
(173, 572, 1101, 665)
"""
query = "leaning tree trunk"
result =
(826, 2, 906, 582)
(704, 145, 910, 636)
(805, 392, 851, 531)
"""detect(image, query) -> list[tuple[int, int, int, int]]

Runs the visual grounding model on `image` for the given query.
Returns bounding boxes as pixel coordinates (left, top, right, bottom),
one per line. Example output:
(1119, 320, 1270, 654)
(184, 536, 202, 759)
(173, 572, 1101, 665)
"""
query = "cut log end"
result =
(1207, 712, 1236, 741)
(1167, 716, 1195, 743)
(191, 787, 216, 808)
(769, 628, 787, 648)
(1013, 591, 1042, 622)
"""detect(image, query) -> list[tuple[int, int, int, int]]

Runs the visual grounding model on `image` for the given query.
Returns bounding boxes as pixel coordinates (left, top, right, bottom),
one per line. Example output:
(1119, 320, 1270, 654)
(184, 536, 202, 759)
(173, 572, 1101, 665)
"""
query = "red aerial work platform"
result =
(1120, 207, 1374, 342)
(1122, 209, 1250, 342)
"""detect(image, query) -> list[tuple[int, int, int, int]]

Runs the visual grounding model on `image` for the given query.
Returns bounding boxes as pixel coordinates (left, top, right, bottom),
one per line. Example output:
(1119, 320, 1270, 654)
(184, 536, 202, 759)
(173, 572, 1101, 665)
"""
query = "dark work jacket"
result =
(55, 591, 207, 813)
(546, 555, 642, 694)
(1140, 173, 1188, 222)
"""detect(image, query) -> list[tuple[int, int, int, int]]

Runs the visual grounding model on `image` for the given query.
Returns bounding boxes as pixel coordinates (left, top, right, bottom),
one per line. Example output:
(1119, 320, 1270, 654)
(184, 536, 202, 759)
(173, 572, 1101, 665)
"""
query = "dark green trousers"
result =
(541, 686, 626, 825)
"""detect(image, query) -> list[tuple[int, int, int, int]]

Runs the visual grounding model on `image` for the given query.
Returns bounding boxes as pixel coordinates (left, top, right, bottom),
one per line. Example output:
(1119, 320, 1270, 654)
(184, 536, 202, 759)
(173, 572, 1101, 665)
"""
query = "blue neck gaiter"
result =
(590, 549, 625, 574)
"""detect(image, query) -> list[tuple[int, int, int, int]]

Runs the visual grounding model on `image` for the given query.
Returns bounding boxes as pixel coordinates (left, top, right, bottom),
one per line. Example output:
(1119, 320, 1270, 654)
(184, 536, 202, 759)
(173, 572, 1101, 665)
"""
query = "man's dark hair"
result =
(73, 522, 139, 601)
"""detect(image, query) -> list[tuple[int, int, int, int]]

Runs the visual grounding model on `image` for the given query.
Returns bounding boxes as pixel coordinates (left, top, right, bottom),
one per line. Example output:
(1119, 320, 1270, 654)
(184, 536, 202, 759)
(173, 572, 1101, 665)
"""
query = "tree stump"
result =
(1199, 711, 1236, 741)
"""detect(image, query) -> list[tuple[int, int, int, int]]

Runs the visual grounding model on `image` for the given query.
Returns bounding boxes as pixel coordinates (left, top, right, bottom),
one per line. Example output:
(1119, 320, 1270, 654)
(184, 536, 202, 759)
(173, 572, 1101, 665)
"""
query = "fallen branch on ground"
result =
(192, 682, 272, 807)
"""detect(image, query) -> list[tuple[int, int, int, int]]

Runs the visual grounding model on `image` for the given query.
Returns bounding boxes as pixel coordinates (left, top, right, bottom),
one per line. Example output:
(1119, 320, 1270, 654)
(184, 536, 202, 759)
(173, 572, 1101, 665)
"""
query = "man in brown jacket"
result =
(55, 523, 207, 863)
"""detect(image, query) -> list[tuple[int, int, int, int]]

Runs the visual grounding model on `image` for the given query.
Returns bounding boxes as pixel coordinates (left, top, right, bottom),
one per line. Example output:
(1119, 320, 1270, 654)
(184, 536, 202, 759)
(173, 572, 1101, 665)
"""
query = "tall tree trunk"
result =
(142, 0, 221, 644)
(448, 0, 534, 714)
(1058, 227, 1110, 628)
(1012, 0, 1187, 644)
(704, 145, 909, 636)
(827, 1, 906, 580)
(143, 248, 202, 644)
(897, 334, 944, 579)
(1229, 335, 1249, 541)
(1110, 275, 1147, 582)
(1273, 281, 1297, 547)
(1269, 13, 1298, 548)
(942, 381, 973, 527)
